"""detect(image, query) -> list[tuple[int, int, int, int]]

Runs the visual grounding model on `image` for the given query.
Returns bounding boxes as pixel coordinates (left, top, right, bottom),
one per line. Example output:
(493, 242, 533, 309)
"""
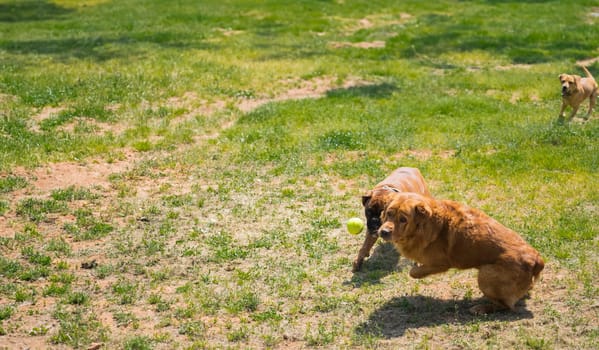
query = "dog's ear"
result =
(413, 201, 432, 219)
(362, 191, 373, 207)
(558, 74, 565, 81)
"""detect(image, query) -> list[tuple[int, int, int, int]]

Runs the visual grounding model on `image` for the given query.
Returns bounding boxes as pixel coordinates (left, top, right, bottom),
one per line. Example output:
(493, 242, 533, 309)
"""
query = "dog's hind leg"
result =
(473, 264, 532, 314)
(585, 91, 597, 120)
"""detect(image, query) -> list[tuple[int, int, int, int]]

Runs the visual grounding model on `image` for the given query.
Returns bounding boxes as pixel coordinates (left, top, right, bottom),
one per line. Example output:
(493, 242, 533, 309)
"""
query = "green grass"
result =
(0, 0, 597, 349)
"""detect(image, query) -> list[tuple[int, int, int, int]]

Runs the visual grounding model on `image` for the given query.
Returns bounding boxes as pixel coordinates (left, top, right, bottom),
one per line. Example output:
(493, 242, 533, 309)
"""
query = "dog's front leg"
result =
(409, 264, 449, 279)
(568, 105, 580, 121)
(557, 101, 568, 123)
(352, 233, 378, 272)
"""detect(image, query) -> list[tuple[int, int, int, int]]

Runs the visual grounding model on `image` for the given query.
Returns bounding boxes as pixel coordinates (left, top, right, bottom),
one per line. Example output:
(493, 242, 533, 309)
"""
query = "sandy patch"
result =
(393, 149, 456, 161)
(495, 64, 533, 71)
(29, 106, 67, 132)
(10, 150, 137, 194)
(56, 117, 127, 135)
(329, 40, 386, 49)
(237, 75, 379, 112)
(215, 28, 244, 36)
(576, 56, 599, 67)
(341, 13, 413, 35)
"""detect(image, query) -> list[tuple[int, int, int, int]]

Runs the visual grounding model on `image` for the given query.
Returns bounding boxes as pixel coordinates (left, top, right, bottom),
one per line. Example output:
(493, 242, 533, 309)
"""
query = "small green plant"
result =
(112, 280, 138, 305)
(225, 290, 259, 314)
(64, 209, 113, 241)
(0, 305, 14, 321)
(123, 335, 153, 350)
(21, 246, 52, 266)
(16, 198, 68, 222)
(0, 257, 22, 278)
(51, 308, 106, 348)
(178, 321, 206, 339)
(94, 264, 114, 279)
(51, 186, 97, 201)
(304, 321, 338, 346)
(113, 311, 139, 328)
(0, 200, 8, 215)
(29, 325, 49, 336)
(65, 291, 89, 305)
(45, 238, 72, 256)
(227, 326, 249, 342)
(0, 175, 28, 193)
(43, 283, 70, 297)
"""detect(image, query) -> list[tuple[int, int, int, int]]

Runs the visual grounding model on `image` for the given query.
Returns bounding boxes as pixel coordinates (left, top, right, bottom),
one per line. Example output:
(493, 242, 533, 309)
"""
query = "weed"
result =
(16, 198, 68, 222)
(114, 311, 139, 328)
(51, 307, 106, 348)
(112, 280, 138, 305)
(0, 200, 8, 215)
(21, 246, 52, 266)
(227, 326, 250, 342)
(51, 186, 97, 201)
(0, 175, 28, 193)
(0, 305, 14, 321)
(178, 321, 206, 339)
(123, 336, 153, 350)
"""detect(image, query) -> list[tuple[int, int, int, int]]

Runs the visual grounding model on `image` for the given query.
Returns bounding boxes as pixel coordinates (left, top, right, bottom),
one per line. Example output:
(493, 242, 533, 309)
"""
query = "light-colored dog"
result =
(378, 192, 544, 314)
(558, 66, 597, 122)
(352, 167, 431, 272)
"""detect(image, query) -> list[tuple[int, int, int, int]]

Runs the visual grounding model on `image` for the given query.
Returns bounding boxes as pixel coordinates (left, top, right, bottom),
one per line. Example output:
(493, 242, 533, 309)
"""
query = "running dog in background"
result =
(352, 167, 431, 272)
(558, 66, 597, 122)
(378, 192, 544, 314)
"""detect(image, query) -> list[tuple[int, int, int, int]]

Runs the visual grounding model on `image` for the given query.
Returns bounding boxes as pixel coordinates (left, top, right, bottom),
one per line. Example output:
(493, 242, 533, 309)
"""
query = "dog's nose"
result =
(379, 227, 392, 240)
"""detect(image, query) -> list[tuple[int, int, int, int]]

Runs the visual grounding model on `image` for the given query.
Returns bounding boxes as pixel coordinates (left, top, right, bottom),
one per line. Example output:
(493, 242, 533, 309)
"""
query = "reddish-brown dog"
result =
(558, 66, 598, 122)
(352, 167, 431, 272)
(378, 192, 544, 314)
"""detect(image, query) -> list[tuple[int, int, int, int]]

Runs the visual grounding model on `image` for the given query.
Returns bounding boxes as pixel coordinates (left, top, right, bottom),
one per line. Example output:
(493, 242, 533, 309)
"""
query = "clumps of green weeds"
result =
(0, 175, 28, 193)
(123, 335, 154, 350)
(21, 246, 52, 266)
(51, 307, 107, 348)
(0, 200, 8, 215)
(16, 197, 68, 222)
(51, 186, 98, 201)
(112, 280, 138, 305)
(0, 305, 14, 321)
(206, 232, 249, 262)
(63, 209, 113, 241)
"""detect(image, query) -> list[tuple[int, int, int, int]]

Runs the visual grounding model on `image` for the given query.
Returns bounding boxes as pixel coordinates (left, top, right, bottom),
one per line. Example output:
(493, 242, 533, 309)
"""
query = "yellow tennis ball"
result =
(346, 217, 364, 235)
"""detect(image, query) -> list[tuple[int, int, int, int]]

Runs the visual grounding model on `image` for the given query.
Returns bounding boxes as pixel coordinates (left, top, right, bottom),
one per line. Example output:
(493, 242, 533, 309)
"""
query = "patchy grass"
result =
(0, 0, 598, 349)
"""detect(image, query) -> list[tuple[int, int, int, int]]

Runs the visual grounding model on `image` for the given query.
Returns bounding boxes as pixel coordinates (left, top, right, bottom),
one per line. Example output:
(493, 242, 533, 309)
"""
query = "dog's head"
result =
(559, 73, 582, 97)
(378, 193, 435, 246)
(362, 187, 399, 237)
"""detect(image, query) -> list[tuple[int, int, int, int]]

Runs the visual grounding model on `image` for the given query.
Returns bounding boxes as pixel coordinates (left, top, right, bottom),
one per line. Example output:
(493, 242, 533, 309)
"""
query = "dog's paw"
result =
(352, 259, 362, 272)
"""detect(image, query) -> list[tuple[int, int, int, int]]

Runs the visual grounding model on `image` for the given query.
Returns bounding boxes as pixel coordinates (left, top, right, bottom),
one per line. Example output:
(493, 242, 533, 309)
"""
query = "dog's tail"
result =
(582, 65, 594, 79)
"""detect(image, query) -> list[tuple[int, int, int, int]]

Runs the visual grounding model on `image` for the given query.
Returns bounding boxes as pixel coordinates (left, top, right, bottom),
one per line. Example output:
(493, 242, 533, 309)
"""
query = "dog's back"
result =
(379, 167, 431, 196)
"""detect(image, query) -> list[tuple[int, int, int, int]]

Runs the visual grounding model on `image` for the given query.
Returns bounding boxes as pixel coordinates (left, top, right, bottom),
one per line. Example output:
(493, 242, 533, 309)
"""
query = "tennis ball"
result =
(346, 217, 364, 235)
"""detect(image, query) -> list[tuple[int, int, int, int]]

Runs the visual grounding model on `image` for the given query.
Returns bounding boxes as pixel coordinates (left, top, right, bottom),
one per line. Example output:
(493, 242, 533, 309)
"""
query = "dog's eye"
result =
(399, 216, 407, 224)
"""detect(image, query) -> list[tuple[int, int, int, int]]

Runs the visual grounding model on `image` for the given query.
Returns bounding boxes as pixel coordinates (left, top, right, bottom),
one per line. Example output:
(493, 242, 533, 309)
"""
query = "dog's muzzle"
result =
(561, 85, 569, 96)
(379, 227, 392, 240)
(366, 218, 381, 237)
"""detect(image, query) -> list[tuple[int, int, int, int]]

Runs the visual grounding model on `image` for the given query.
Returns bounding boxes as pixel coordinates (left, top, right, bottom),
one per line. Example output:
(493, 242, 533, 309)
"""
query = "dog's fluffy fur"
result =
(558, 66, 598, 122)
(353, 167, 431, 272)
(378, 192, 544, 314)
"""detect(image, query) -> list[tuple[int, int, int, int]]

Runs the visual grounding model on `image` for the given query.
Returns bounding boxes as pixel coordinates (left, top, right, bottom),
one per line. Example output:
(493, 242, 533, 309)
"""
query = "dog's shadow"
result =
(355, 295, 534, 338)
(346, 242, 405, 287)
